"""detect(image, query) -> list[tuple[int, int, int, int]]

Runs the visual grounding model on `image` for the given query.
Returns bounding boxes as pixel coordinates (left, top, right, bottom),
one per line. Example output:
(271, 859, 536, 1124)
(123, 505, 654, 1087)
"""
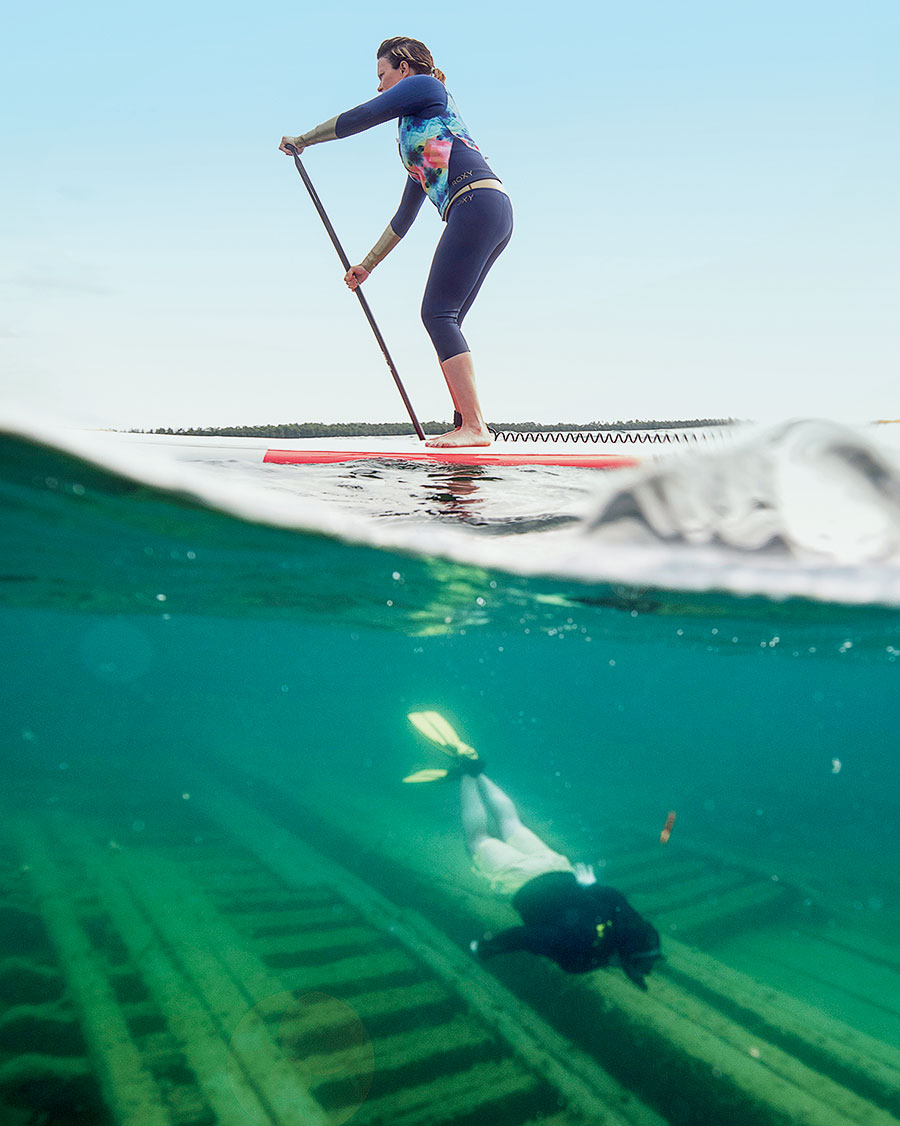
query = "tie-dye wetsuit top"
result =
(334, 75, 500, 235)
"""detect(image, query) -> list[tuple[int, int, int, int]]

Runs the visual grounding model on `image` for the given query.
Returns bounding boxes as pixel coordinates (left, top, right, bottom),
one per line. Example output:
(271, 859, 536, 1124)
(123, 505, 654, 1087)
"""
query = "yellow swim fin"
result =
(402, 768, 450, 784)
(407, 711, 479, 759)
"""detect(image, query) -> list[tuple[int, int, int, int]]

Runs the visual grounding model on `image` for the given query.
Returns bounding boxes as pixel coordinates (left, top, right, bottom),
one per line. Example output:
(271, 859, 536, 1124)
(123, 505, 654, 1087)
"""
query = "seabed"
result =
(1, 751, 898, 1126)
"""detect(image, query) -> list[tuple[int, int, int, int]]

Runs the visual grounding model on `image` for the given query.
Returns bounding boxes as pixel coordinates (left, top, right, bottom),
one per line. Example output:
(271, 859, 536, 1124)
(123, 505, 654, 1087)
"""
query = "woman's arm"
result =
(471, 924, 569, 961)
(361, 177, 426, 269)
(280, 75, 445, 154)
(335, 75, 445, 138)
(345, 179, 427, 288)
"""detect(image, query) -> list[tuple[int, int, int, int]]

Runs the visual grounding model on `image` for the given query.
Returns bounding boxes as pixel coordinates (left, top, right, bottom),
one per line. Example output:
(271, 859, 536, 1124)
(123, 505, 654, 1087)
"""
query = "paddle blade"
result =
(402, 768, 449, 784)
(407, 711, 477, 758)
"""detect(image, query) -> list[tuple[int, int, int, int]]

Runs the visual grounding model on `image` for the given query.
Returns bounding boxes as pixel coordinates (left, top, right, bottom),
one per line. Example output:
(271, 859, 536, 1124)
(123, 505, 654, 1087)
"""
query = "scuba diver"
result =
(404, 712, 663, 988)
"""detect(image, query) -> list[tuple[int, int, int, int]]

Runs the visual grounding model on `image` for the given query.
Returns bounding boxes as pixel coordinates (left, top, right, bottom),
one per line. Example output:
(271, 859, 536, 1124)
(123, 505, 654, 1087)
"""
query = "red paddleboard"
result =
(263, 443, 639, 469)
(91, 431, 715, 467)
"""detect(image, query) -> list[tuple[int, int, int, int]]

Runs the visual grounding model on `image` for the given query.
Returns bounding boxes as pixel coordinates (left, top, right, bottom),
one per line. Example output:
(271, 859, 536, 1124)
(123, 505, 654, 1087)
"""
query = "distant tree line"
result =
(133, 418, 740, 438)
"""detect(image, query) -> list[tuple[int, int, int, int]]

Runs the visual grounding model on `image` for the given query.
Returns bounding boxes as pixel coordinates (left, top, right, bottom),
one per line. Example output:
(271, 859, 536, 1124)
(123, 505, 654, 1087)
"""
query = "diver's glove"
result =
(469, 937, 492, 960)
(574, 862, 597, 886)
(622, 954, 657, 991)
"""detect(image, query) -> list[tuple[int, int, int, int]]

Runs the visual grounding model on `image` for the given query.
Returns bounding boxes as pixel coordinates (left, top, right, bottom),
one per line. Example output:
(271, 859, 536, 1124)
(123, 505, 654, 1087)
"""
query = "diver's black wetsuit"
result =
(475, 871, 661, 986)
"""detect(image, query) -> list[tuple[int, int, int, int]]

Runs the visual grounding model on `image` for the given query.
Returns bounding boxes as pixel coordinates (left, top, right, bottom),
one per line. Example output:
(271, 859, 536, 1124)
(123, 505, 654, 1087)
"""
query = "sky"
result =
(2, 1, 898, 430)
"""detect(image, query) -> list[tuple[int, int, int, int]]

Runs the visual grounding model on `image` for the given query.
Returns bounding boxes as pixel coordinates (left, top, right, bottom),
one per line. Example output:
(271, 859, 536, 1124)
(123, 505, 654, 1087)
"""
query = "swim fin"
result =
(402, 757, 484, 783)
(402, 768, 451, 784)
(407, 711, 479, 759)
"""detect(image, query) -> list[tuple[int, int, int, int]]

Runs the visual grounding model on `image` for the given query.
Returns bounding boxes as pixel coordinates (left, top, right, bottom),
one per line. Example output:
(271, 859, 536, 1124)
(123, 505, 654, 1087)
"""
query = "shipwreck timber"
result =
(3, 790, 662, 1126)
(1, 765, 898, 1126)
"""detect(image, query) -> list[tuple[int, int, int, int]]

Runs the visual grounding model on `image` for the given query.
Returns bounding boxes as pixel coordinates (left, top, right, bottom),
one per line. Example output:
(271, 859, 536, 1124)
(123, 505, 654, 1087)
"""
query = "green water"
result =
(6, 602, 899, 902)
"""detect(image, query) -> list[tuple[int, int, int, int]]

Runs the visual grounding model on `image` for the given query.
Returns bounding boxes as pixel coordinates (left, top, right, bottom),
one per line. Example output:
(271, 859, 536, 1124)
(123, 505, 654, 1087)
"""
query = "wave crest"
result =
(588, 420, 900, 565)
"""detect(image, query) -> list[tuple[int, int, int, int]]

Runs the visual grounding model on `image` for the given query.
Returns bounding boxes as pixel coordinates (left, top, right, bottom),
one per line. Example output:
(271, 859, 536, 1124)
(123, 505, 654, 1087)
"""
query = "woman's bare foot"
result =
(425, 425, 492, 448)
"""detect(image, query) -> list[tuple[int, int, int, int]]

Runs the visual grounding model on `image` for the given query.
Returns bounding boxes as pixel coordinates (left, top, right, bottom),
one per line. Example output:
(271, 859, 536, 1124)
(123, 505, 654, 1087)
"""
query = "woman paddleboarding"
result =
(280, 36, 512, 449)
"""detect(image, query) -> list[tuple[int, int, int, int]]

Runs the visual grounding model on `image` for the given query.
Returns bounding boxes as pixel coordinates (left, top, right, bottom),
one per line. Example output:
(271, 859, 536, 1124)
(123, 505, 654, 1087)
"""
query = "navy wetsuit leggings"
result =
(421, 188, 513, 363)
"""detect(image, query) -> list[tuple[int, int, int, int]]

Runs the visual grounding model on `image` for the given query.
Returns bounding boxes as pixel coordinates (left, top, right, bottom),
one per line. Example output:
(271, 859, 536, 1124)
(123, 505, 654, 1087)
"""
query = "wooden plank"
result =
(352, 1057, 541, 1126)
(11, 818, 170, 1126)
(223, 766, 900, 1126)
(618, 859, 713, 893)
(521, 1113, 588, 1126)
(230, 904, 362, 935)
(214, 888, 337, 913)
(107, 843, 331, 1126)
(659, 879, 787, 931)
(795, 925, 900, 984)
(185, 871, 286, 895)
(50, 816, 277, 1126)
(596, 845, 683, 876)
(632, 871, 751, 914)
(576, 967, 900, 1126)
(254, 925, 380, 958)
(176, 855, 260, 877)
(303, 1012, 494, 1094)
(708, 929, 900, 1049)
(263, 951, 418, 993)
(199, 786, 668, 1126)
(755, 932, 900, 1018)
(664, 936, 900, 1117)
(287, 980, 453, 1029)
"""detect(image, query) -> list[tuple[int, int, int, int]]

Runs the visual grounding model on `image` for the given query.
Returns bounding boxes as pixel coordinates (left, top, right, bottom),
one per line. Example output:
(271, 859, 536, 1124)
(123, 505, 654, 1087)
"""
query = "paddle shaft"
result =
(287, 147, 425, 440)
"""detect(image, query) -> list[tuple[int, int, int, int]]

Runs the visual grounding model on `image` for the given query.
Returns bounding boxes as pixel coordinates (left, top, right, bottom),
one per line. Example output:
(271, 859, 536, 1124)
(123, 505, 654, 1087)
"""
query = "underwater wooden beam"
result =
(564, 949, 900, 1126)
(276, 950, 420, 991)
(244, 769, 900, 1126)
(212, 887, 338, 912)
(662, 937, 900, 1116)
(614, 859, 712, 892)
(199, 785, 668, 1126)
(341, 979, 454, 1023)
(106, 844, 334, 1126)
(11, 818, 170, 1126)
(231, 903, 362, 933)
(659, 879, 787, 933)
(633, 870, 751, 914)
(49, 815, 281, 1126)
(253, 924, 381, 958)
(312, 1011, 494, 1087)
(0, 1053, 93, 1112)
(353, 1056, 539, 1126)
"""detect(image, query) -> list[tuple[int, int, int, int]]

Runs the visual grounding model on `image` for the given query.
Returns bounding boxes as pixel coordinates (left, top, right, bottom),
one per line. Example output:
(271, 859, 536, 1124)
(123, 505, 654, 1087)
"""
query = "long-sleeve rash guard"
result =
(293, 74, 510, 360)
(329, 75, 499, 232)
(475, 872, 662, 978)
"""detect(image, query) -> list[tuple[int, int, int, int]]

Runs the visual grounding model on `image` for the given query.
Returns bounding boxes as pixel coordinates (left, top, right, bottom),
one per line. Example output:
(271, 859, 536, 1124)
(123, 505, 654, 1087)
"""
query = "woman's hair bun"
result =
(377, 37, 446, 83)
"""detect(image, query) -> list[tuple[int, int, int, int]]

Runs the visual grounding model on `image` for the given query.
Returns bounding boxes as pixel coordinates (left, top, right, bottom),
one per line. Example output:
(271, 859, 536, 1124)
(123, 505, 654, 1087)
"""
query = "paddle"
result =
(284, 145, 425, 441)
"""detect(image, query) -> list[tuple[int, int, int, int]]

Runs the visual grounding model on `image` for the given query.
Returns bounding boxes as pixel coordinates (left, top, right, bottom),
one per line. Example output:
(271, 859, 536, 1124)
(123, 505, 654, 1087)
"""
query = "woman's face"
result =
(377, 57, 409, 93)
